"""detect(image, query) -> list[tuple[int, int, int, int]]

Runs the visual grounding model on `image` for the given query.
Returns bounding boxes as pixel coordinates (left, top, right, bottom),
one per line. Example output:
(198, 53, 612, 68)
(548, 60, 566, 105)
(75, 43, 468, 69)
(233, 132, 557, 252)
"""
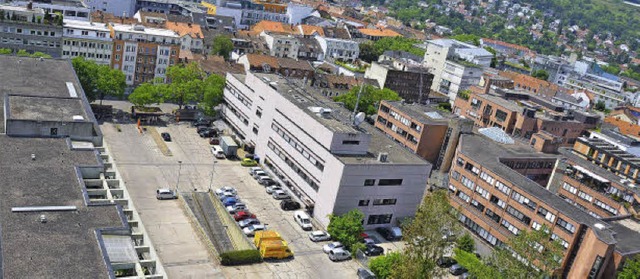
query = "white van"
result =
(156, 189, 177, 200)
(294, 210, 313, 231)
(211, 145, 226, 159)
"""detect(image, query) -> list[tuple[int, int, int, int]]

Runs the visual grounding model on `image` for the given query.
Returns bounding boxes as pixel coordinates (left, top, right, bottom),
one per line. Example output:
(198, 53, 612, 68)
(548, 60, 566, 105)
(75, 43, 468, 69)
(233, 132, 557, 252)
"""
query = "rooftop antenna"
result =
(352, 81, 365, 121)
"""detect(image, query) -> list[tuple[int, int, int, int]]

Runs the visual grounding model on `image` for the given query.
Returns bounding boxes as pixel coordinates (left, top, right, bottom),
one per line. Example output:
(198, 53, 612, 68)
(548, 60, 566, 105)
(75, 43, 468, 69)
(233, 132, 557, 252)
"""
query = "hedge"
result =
(220, 249, 263, 266)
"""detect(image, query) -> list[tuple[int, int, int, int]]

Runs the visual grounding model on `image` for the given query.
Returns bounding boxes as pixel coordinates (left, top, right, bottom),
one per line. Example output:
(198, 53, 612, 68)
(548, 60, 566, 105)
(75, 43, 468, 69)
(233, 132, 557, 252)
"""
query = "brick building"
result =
(604, 106, 640, 137)
(448, 133, 640, 278)
(499, 70, 569, 101)
(364, 60, 434, 104)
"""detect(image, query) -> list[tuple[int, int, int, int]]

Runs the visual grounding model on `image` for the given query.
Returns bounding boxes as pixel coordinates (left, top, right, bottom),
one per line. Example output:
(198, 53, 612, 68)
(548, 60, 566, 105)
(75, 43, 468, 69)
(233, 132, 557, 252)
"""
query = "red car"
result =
(234, 211, 256, 221)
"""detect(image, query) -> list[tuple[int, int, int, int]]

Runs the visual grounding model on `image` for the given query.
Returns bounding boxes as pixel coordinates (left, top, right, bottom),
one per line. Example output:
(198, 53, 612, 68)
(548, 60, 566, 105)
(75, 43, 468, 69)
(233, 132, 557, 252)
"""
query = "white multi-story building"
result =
(260, 32, 299, 59)
(423, 39, 492, 101)
(62, 19, 112, 64)
(13, 0, 90, 21)
(222, 71, 432, 229)
(84, 0, 136, 18)
(439, 59, 483, 99)
(314, 34, 359, 62)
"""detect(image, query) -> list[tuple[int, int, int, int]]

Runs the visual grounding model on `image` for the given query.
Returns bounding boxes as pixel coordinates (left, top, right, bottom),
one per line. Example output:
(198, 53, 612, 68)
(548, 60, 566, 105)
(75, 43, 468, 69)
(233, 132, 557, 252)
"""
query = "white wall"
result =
(84, 0, 136, 18)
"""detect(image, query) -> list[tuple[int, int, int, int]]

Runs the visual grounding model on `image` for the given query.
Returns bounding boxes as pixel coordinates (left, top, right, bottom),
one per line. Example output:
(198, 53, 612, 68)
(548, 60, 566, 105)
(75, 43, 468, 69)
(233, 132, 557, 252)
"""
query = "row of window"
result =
(364, 179, 403, 186)
(358, 198, 398, 206)
(0, 37, 60, 48)
(62, 51, 110, 60)
(511, 190, 537, 210)
(459, 214, 501, 246)
(564, 183, 618, 215)
(2, 27, 57, 37)
(367, 214, 392, 225)
(225, 83, 252, 109)
(63, 40, 111, 49)
(506, 205, 531, 226)
(271, 122, 325, 171)
(65, 29, 107, 38)
(224, 99, 249, 127)
(267, 140, 319, 192)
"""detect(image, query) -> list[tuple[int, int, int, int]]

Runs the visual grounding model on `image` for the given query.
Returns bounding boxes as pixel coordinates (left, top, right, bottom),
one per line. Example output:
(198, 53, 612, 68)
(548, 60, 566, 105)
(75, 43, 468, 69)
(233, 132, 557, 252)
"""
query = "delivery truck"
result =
(253, 231, 293, 259)
(220, 136, 238, 158)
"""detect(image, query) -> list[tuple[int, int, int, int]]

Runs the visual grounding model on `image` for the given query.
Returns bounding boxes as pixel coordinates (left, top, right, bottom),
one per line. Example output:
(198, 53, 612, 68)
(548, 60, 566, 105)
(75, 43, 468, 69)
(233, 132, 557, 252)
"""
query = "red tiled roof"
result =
(251, 20, 297, 35)
(358, 28, 400, 37)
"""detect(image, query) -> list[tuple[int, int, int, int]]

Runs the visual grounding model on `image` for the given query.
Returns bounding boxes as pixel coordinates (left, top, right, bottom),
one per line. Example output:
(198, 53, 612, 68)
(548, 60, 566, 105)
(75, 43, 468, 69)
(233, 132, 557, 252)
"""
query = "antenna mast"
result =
(352, 80, 365, 120)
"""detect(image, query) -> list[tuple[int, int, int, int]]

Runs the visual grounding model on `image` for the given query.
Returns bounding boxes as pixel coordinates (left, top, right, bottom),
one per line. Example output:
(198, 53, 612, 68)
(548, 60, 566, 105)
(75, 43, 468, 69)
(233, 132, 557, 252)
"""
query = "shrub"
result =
(219, 249, 263, 266)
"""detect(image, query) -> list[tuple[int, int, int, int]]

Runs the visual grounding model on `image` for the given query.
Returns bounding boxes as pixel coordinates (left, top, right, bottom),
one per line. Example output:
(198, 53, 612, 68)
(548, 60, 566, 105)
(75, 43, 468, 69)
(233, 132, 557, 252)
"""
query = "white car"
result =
(328, 248, 352, 262)
(272, 190, 290, 200)
(226, 203, 247, 214)
(243, 224, 266, 236)
(323, 242, 344, 253)
(253, 170, 268, 179)
(308, 231, 331, 242)
(215, 186, 236, 196)
(266, 185, 283, 194)
(210, 145, 226, 159)
(249, 167, 262, 175)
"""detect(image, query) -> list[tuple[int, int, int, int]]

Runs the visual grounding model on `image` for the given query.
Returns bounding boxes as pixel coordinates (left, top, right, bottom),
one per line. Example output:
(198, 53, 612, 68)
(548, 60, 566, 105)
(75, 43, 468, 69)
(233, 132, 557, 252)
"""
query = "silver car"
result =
(238, 218, 260, 228)
(308, 230, 331, 242)
(328, 248, 351, 262)
(272, 190, 290, 200)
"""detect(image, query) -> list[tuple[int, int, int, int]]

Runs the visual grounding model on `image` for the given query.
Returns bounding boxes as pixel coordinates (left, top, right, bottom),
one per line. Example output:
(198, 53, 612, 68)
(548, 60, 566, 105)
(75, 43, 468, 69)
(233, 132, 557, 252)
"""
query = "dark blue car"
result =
(222, 197, 238, 207)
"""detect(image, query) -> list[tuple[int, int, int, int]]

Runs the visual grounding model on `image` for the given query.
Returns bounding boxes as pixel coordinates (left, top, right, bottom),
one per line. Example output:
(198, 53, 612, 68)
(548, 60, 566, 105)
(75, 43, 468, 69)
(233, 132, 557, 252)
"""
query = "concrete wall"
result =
(6, 120, 96, 142)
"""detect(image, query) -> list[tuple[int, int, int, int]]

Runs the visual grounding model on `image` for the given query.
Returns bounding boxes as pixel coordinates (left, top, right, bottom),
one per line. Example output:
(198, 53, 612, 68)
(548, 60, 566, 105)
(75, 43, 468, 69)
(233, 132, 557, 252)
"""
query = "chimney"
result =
(27, 1, 33, 10)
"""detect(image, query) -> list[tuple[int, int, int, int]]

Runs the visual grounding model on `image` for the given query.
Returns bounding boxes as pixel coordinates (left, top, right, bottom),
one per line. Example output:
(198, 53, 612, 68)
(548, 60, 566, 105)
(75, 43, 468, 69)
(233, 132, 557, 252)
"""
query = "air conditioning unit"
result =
(378, 152, 389, 163)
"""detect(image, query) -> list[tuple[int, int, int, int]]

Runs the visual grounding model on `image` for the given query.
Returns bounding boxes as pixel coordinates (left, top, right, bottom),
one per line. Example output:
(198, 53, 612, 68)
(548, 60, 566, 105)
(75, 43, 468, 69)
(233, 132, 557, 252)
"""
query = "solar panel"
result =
(479, 127, 515, 145)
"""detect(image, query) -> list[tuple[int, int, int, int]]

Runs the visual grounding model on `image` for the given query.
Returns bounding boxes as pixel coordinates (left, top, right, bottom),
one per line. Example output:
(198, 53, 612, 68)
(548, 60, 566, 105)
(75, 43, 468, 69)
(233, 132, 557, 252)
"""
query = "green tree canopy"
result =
(333, 85, 401, 115)
(165, 62, 206, 109)
(369, 252, 402, 279)
(618, 255, 640, 279)
(392, 190, 461, 278)
(200, 73, 226, 116)
(211, 35, 234, 60)
(450, 34, 481, 46)
(531, 69, 550, 81)
(72, 57, 125, 103)
(326, 209, 365, 254)
(128, 83, 165, 107)
(72, 57, 100, 101)
(358, 36, 425, 63)
(456, 233, 475, 253)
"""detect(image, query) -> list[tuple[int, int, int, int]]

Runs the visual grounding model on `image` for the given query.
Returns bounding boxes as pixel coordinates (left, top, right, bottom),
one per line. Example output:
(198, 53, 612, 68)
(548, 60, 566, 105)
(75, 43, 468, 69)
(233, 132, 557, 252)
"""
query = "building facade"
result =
(364, 61, 434, 104)
(222, 71, 432, 229)
(261, 32, 299, 59)
(315, 34, 359, 62)
(109, 23, 180, 85)
(84, 0, 136, 18)
(62, 19, 112, 64)
(0, 5, 63, 58)
(13, 0, 91, 21)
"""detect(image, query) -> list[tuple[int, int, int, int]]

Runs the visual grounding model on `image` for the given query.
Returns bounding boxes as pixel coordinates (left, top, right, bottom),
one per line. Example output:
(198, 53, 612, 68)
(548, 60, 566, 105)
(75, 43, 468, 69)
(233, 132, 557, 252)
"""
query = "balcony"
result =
(564, 165, 610, 193)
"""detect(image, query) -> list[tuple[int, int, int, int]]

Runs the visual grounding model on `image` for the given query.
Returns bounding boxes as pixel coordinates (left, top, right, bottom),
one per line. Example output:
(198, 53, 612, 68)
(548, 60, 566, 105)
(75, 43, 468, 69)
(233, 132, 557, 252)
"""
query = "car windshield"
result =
(302, 220, 310, 224)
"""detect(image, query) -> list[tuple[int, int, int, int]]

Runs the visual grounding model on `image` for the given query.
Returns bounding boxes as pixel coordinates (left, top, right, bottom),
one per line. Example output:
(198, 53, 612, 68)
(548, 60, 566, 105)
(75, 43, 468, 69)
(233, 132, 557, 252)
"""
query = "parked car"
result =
(262, 179, 279, 186)
(459, 272, 476, 279)
(192, 119, 210, 127)
(266, 185, 283, 194)
(258, 176, 275, 186)
(248, 167, 263, 175)
(160, 132, 171, 142)
(363, 244, 384, 257)
(376, 226, 403, 241)
(280, 200, 301, 211)
(253, 170, 268, 179)
(294, 210, 313, 231)
(241, 158, 258, 167)
(156, 189, 177, 200)
(199, 129, 217, 138)
(222, 197, 239, 207)
(233, 211, 256, 221)
(243, 224, 266, 236)
(437, 256, 457, 268)
(362, 237, 375, 245)
(449, 264, 468, 276)
(238, 218, 260, 228)
(209, 137, 220, 145)
(211, 146, 226, 159)
(323, 242, 344, 253)
(272, 190, 290, 200)
(357, 268, 377, 279)
(308, 231, 331, 242)
(196, 125, 210, 133)
(226, 203, 247, 214)
(218, 192, 237, 201)
(215, 186, 236, 197)
(328, 248, 351, 262)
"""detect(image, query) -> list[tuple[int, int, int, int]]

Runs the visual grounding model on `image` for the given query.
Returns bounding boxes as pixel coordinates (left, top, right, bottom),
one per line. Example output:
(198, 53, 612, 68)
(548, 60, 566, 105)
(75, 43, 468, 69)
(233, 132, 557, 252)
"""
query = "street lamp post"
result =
(176, 161, 183, 193)
(209, 161, 218, 193)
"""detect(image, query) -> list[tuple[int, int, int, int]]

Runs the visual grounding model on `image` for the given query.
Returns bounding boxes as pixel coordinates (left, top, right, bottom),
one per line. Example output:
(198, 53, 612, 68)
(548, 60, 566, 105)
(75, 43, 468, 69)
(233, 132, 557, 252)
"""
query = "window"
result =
(364, 179, 375, 186)
(451, 171, 460, 180)
(551, 234, 570, 249)
(506, 206, 531, 225)
(456, 191, 471, 203)
(531, 221, 542, 231)
(460, 176, 475, 190)
(358, 200, 370, 206)
(480, 172, 495, 185)
(511, 191, 537, 210)
(470, 199, 485, 212)
(464, 163, 480, 175)
(490, 195, 506, 208)
(475, 186, 490, 200)
(50, 128, 58, 136)
(495, 181, 511, 195)
(456, 157, 465, 167)
(373, 199, 397, 206)
(501, 219, 519, 235)
(578, 191, 593, 202)
(485, 209, 501, 223)
(342, 140, 360, 145)
(556, 217, 576, 234)
(562, 183, 578, 194)
(252, 125, 259, 135)
(594, 200, 618, 215)
(588, 256, 603, 279)
(378, 179, 402, 186)
(537, 206, 556, 223)
(367, 214, 392, 225)
(255, 109, 262, 118)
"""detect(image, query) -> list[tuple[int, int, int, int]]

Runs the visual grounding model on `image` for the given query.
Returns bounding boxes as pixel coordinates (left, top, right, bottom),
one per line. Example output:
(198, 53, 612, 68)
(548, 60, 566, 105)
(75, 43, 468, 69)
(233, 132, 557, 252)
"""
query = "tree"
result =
(211, 35, 234, 60)
(392, 190, 461, 279)
(618, 255, 640, 279)
(595, 100, 607, 112)
(30, 51, 51, 58)
(369, 252, 402, 279)
(96, 65, 126, 105)
(200, 73, 225, 116)
(454, 249, 502, 279)
(16, 49, 30, 57)
(358, 42, 378, 62)
(333, 85, 401, 115)
(72, 57, 100, 101)
(165, 62, 206, 109)
(456, 233, 475, 253)
(531, 69, 550, 81)
(326, 209, 365, 254)
(128, 83, 164, 107)
(0, 48, 11, 55)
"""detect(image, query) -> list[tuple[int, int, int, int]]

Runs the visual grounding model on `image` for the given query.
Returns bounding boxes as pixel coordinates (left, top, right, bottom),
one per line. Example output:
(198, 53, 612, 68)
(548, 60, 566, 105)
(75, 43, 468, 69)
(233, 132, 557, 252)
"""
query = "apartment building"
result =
(135, 0, 202, 17)
(564, 73, 627, 109)
(314, 34, 359, 62)
(165, 21, 203, 53)
(222, 71, 432, 229)
(604, 106, 640, 137)
(0, 4, 62, 57)
(237, 53, 314, 78)
(84, 0, 136, 18)
(449, 133, 640, 278)
(364, 60, 434, 104)
(453, 88, 599, 153)
(311, 74, 378, 98)
(571, 130, 640, 182)
(214, 0, 313, 28)
(375, 100, 465, 166)
(62, 19, 112, 64)
(13, 0, 90, 21)
(260, 32, 299, 59)
(109, 23, 180, 85)
(423, 39, 492, 101)
(355, 28, 400, 41)
(297, 37, 323, 61)
(499, 70, 568, 101)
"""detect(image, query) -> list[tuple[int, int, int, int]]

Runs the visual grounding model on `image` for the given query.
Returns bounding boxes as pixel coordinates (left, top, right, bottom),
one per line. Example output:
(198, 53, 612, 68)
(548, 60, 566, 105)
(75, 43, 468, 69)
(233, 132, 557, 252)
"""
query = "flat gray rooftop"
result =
(480, 93, 523, 113)
(608, 218, 640, 255)
(384, 100, 453, 125)
(0, 136, 125, 278)
(0, 56, 86, 133)
(459, 134, 616, 243)
(8, 95, 88, 121)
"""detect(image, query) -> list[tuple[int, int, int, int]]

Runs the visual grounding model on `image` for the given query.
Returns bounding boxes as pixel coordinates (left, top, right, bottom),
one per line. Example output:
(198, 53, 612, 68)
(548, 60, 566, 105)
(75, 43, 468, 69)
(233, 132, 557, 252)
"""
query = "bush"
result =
(219, 249, 263, 266)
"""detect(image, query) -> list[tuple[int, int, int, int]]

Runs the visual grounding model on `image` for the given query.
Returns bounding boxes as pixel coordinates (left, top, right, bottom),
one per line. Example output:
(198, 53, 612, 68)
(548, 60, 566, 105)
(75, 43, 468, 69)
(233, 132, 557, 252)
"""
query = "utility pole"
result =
(176, 161, 182, 193)
(209, 161, 218, 192)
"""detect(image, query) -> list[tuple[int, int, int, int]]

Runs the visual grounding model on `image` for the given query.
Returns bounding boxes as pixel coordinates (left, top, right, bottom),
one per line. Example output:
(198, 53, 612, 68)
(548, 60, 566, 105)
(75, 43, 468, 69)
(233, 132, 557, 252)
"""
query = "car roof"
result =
(311, 231, 326, 236)
(332, 247, 347, 253)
